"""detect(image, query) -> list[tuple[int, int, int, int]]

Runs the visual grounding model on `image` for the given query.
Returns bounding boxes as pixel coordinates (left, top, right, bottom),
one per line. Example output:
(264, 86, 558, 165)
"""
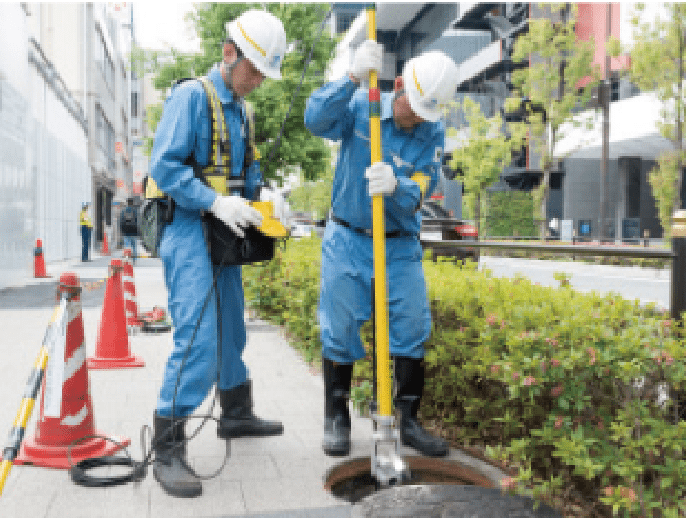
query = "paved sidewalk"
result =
(0, 251, 507, 517)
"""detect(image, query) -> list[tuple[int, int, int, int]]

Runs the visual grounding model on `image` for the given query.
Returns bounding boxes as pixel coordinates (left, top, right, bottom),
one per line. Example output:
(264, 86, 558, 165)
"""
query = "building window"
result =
(610, 75, 620, 102)
(95, 103, 115, 170)
(131, 92, 138, 118)
(336, 13, 355, 34)
(95, 26, 114, 90)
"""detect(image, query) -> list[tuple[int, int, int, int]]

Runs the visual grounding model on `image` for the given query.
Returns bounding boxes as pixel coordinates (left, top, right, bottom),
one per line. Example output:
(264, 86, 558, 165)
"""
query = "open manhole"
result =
(324, 456, 494, 503)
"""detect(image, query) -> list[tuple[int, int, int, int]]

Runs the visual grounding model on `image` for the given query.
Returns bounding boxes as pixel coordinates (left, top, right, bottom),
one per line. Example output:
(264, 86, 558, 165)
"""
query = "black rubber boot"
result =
(322, 358, 353, 456)
(394, 357, 449, 457)
(217, 381, 284, 438)
(152, 412, 202, 498)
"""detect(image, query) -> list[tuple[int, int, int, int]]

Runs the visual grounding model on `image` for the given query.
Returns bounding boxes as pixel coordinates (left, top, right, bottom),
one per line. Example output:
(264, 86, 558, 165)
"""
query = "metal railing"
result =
(421, 239, 672, 259)
(420, 238, 683, 319)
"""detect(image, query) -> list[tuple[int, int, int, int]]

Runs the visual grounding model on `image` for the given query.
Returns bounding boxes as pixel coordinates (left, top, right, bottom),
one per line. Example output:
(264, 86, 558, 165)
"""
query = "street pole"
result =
(677, 26, 684, 210)
(599, 3, 611, 242)
(671, 210, 686, 321)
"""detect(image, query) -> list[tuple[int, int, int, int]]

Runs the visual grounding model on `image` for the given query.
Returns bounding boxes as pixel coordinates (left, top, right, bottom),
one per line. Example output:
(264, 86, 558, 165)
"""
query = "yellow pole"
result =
(366, 4, 391, 418)
(0, 346, 49, 497)
(0, 300, 62, 497)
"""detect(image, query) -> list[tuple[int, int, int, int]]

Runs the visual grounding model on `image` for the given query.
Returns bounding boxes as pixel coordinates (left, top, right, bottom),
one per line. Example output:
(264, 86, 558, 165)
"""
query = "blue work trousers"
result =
(318, 222, 431, 364)
(156, 208, 248, 418)
(123, 235, 138, 264)
(81, 226, 91, 261)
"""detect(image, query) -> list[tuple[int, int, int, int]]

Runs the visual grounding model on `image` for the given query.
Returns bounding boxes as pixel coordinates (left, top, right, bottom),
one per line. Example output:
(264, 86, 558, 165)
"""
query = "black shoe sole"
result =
(217, 426, 284, 439)
(153, 468, 202, 498)
(322, 444, 351, 457)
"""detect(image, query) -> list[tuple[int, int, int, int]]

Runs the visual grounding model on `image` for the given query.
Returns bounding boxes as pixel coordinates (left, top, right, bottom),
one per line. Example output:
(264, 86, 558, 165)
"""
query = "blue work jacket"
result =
(150, 64, 261, 212)
(305, 76, 444, 234)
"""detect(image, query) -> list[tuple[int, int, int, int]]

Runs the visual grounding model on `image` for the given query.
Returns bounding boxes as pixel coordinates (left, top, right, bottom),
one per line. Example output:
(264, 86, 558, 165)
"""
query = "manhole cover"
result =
(351, 484, 562, 518)
(324, 456, 494, 503)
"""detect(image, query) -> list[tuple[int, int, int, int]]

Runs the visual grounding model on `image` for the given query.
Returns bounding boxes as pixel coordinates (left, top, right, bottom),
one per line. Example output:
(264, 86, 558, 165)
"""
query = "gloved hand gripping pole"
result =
(367, 3, 408, 487)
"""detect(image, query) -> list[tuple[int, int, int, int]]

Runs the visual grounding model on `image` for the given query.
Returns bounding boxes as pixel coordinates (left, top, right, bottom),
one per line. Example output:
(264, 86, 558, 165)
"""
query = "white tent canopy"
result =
(554, 92, 674, 161)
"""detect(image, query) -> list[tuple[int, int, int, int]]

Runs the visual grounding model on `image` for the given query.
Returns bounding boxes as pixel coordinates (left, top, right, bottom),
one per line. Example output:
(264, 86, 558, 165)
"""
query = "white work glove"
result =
(209, 195, 263, 238)
(365, 162, 397, 197)
(350, 40, 383, 82)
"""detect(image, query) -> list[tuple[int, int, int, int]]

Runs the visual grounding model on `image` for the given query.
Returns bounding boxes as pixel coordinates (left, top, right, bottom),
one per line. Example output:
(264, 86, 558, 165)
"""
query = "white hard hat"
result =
(227, 10, 287, 80)
(402, 51, 459, 123)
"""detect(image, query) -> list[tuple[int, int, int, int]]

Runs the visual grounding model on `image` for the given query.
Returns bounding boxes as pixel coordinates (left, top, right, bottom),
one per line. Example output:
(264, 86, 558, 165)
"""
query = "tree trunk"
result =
(539, 170, 549, 240)
(475, 192, 481, 239)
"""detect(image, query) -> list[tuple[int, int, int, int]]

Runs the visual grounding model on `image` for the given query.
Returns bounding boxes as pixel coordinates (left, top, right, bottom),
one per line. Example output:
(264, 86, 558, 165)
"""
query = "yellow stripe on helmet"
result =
(237, 21, 266, 57)
(412, 66, 424, 97)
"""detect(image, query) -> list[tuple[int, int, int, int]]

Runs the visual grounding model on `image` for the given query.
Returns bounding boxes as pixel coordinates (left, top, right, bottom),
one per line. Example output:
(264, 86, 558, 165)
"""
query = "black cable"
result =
(68, 436, 145, 487)
(69, 254, 229, 488)
(69, 6, 332, 489)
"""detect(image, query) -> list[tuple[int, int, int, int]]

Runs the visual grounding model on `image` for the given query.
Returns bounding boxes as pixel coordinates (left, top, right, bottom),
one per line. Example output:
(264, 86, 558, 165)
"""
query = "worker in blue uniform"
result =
(149, 10, 287, 498)
(305, 45, 460, 458)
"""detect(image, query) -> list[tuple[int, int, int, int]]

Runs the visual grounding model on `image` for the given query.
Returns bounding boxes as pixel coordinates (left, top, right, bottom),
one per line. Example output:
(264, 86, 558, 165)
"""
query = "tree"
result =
(448, 98, 525, 236)
(288, 162, 334, 222)
(506, 3, 599, 238)
(621, 3, 686, 236)
(134, 3, 337, 184)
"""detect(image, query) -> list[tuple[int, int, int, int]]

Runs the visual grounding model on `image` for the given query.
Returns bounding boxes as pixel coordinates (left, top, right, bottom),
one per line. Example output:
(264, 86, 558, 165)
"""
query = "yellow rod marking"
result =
(367, 5, 392, 418)
(0, 461, 12, 496)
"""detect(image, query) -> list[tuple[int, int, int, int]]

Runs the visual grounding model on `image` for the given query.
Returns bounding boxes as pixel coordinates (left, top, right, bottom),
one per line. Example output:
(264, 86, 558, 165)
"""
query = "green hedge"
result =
(243, 238, 686, 516)
(483, 190, 536, 237)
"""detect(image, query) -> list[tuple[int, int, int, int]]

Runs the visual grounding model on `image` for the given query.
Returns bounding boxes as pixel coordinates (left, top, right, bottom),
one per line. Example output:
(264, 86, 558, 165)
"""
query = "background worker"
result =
(305, 46, 459, 458)
(119, 198, 139, 264)
(149, 9, 287, 498)
(79, 202, 92, 262)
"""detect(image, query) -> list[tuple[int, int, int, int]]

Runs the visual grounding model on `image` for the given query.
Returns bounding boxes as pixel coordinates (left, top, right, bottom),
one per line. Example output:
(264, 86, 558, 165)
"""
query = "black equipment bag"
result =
(140, 197, 174, 258)
(120, 207, 138, 235)
(205, 212, 274, 266)
(190, 76, 275, 267)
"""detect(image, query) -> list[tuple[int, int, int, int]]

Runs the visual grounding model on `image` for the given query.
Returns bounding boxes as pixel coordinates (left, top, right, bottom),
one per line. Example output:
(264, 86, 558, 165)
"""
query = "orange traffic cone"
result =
(101, 232, 110, 256)
(122, 249, 141, 330)
(14, 272, 130, 469)
(87, 259, 144, 369)
(33, 239, 49, 278)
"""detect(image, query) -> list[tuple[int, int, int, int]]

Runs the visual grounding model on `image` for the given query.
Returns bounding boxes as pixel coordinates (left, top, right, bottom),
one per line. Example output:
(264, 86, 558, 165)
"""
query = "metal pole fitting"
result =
(371, 413, 409, 487)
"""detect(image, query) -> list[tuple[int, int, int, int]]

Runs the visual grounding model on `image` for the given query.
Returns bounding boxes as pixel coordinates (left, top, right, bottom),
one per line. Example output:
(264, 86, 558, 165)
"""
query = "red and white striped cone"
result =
(87, 259, 144, 369)
(122, 249, 141, 332)
(14, 272, 130, 469)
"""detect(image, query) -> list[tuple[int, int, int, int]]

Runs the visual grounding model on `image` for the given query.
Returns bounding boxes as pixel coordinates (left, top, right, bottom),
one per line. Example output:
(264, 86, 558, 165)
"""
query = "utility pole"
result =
(599, 3, 611, 242)
(677, 24, 683, 210)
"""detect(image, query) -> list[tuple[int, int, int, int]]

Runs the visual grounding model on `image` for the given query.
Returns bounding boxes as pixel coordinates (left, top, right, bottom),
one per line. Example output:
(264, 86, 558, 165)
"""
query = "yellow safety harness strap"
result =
(146, 76, 257, 200)
(198, 77, 234, 195)
(410, 171, 430, 203)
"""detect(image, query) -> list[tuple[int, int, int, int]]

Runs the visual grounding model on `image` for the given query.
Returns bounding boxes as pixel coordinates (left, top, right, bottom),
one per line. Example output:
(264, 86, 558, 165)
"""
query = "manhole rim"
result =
(324, 455, 496, 493)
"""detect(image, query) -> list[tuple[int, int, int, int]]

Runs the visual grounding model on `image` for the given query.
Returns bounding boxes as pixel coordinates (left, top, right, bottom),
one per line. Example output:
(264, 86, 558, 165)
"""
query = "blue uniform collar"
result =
(381, 90, 436, 141)
(208, 64, 238, 105)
